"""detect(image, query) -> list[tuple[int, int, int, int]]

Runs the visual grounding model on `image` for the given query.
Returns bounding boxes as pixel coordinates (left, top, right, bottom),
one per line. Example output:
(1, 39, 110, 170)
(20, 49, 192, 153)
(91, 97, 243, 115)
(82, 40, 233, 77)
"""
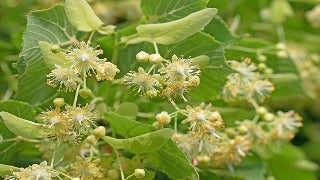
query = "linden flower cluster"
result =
(123, 51, 200, 101)
(222, 58, 275, 102)
(47, 41, 119, 92)
(305, 5, 320, 28)
(6, 161, 58, 180)
(69, 157, 104, 179)
(37, 98, 97, 144)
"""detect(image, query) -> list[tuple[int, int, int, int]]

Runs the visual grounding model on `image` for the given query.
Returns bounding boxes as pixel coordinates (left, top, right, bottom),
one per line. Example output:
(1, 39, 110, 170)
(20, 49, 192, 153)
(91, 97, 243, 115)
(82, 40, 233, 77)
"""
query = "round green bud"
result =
(156, 111, 171, 125)
(51, 44, 61, 53)
(258, 54, 267, 62)
(53, 98, 65, 108)
(107, 169, 120, 180)
(237, 125, 248, 135)
(86, 135, 97, 145)
(276, 43, 286, 50)
(171, 133, 181, 142)
(136, 51, 149, 62)
(256, 107, 267, 115)
(225, 128, 237, 138)
(149, 53, 163, 64)
(79, 88, 92, 98)
(264, 67, 274, 74)
(263, 113, 275, 121)
(277, 50, 289, 59)
(94, 126, 106, 138)
(134, 169, 145, 178)
(258, 63, 266, 71)
(197, 155, 210, 163)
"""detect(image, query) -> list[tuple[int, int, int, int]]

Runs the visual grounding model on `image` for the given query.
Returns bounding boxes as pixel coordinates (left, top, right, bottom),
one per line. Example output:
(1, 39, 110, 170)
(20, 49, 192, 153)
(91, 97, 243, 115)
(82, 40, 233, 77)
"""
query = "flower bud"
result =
(86, 135, 97, 145)
(51, 44, 61, 53)
(277, 50, 288, 59)
(79, 88, 92, 98)
(152, 121, 162, 129)
(276, 43, 286, 50)
(264, 67, 274, 74)
(225, 128, 237, 138)
(171, 133, 181, 142)
(258, 63, 266, 71)
(197, 155, 210, 163)
(237, 125, 248, 135)
(149, 53, 163, 64)
(107, 169, 120, 180)
(263, 112, 275, 121)
(258, 54, 267, 62)
(156, 111, 171, 125)
(136, 51, 150, 62)
(256, 107, 267, 115)
(94, 126, 106, 138)
(53, 98, 65, 108)
(134, 169, 145, 178)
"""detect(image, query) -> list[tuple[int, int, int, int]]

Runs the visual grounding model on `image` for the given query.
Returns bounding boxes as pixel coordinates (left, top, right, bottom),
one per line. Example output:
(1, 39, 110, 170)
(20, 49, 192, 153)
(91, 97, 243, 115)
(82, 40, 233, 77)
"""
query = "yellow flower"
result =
(66, 41, 104, 74)
(96, 62, 120, 81)
(182, 103, 224, 135)
(159, 55, 200, 83)
(70, 157, 104, 179)
(269, 110, 303, 140)
(65, 105, 96, 128)
(11, 161, 58, 180)
(123, 67, 161, 96)
(47, 65, 80, 92)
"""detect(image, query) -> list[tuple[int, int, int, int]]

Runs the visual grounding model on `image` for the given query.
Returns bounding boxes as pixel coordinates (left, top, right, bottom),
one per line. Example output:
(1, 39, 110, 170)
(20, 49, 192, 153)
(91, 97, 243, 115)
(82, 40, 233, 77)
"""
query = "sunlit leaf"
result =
(102, 128, 174, 153)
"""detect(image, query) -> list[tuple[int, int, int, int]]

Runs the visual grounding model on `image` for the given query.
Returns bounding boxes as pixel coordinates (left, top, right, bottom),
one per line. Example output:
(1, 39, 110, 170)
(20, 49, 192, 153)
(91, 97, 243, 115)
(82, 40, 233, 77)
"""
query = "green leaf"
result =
(0, 101, 37, 164)
(104, 112, 156, 138)
(65, 0, 103, 32)
(15, 5, 77, 105)
(0, 112, 46, 139)
(204, 16, 240, 45)
(210, 156, 266, 180)
(123, 8, 218, 45)
(102, 128, 174, 153)
(140, 0, 208, 23)
(0, 100, 37, 121)
(115, 102, 139, 118)
(39, 41, 68, 69)
(143, 141, 199, 179)
(0, 164, 18, 177)
(255, 142, 318, 180)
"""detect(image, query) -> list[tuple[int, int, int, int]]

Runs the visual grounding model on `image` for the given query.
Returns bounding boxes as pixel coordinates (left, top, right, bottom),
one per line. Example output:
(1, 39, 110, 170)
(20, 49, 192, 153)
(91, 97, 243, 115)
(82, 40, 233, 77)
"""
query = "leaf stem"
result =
(125, 173, 134, 180)
(73, 84, 81, 107)
(114, 149, 125, 180)
(87, 31, 96, 45)
(153, 41, 159, 54)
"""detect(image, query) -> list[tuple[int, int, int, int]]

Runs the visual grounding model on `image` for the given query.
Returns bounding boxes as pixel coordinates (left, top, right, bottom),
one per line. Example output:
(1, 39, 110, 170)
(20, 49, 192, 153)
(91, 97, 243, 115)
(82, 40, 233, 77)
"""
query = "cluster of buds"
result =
(276, 42, 289, 59)
(123, 51, 201, 101)
(47, 41, 119, 92)
(222, 58, 275, 102)
(305, 5, 320, 28)
(36, 98, 97, 144)
(6, 161, 58, 180)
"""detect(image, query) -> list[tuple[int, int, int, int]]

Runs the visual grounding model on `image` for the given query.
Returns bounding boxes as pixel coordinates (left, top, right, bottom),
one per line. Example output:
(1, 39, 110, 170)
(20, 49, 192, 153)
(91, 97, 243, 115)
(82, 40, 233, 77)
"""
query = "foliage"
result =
(0, 0, 319, 179)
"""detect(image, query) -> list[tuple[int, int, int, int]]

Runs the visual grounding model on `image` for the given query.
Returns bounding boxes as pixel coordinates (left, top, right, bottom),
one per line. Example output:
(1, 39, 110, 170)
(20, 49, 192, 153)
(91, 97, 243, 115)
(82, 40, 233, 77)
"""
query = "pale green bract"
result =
(102, 128, 174, 153)
(121, 8, 218, 45)
(0, 112, 47, 139)
(65, 0, 104, 32)
(39, 41, 70, 70)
